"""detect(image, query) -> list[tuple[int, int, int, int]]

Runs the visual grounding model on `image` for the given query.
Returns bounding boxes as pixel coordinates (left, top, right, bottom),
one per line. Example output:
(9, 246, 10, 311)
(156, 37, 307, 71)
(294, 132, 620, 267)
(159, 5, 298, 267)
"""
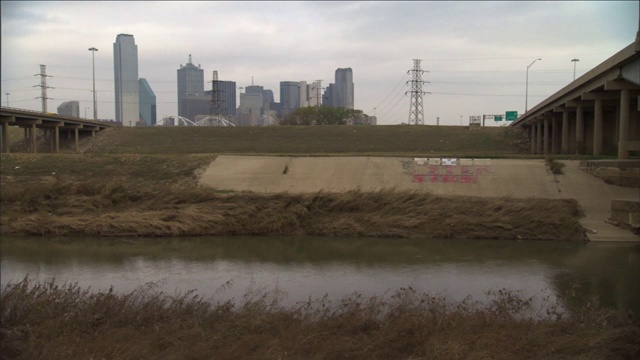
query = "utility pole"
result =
(34, 64, 53, 113)
(89, 47, 98, 120)
(406, 59, 429, 125)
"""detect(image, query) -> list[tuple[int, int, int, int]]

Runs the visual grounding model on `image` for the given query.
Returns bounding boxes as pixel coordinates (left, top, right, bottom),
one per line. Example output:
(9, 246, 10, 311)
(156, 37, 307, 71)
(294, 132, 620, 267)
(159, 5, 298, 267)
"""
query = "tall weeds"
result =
(1, 277, 638, 360)
(1, 181, 586, 240)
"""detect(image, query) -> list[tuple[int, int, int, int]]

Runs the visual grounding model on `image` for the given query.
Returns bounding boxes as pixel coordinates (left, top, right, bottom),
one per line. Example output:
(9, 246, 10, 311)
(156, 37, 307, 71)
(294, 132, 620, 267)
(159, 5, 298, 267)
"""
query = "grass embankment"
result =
(1, 278, 638, 360)
(0, 154, 585, 240)
(82, 125, 530, 157)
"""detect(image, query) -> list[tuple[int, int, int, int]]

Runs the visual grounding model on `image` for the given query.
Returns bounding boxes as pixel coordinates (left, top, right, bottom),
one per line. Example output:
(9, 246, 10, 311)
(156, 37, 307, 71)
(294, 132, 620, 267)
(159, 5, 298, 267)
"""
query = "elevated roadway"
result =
(511, 37, 640, 159)
(0, 107, 114, 153)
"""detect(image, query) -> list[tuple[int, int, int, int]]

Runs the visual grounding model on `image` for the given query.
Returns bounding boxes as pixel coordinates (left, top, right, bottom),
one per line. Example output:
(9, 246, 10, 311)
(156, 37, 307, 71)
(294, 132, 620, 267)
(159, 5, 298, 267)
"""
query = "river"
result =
(1, 236, 638, 315)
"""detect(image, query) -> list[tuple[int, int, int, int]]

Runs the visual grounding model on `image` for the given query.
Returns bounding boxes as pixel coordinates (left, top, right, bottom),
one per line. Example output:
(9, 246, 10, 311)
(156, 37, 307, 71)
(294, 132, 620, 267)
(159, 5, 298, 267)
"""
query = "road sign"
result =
(494, 115, 503, 121)
(505, 111, 518, 121)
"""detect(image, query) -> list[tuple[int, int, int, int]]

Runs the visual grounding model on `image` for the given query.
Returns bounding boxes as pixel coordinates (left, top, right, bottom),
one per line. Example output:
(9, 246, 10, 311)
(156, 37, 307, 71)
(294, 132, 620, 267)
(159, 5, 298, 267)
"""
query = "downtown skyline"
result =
(1, 1, 638, 125)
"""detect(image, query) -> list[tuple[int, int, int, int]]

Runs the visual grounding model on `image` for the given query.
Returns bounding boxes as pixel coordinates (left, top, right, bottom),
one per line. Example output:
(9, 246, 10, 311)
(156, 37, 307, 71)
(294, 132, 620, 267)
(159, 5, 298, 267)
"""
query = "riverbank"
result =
(0, 176, 586, 240)
(1, 277, 638, 360)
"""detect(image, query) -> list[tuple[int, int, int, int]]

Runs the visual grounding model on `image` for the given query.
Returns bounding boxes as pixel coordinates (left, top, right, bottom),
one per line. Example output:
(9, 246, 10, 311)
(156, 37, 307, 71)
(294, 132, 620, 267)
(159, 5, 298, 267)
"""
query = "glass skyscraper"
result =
(177, 55, 204, 118)
(113, 34, 139, 126)
(139, 78, 156, 126)
(335, 68, 354, 109)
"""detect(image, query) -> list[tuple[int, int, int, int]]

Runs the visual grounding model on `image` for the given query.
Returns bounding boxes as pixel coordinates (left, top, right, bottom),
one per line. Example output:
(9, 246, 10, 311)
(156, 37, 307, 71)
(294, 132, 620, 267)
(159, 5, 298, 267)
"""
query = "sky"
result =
(1, 1, 638, 126)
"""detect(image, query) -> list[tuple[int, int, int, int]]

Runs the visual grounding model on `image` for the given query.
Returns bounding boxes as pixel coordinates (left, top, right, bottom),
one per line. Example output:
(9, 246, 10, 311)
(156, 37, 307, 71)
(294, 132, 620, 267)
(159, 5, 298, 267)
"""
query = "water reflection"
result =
(1, 236, 638, 314)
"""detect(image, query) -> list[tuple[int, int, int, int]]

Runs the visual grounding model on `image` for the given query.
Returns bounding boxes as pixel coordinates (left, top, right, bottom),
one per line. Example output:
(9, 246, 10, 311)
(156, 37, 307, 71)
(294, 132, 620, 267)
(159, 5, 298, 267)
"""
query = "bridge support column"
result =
(543, 118, 550, 155)
(30, 124, 37, 154)
(530, 125, 536, 154)
(618, 88, 630, 159)
(576, 106, 584, 154)
(561, 110, 569, 154)
(551, 117, 558, 154)
(74, 128, 79, 153)
(536, 121, 542, 154)
(593, 98, 603, 156)
(1, 120, 9, 153)
(54, 125, 59, 153)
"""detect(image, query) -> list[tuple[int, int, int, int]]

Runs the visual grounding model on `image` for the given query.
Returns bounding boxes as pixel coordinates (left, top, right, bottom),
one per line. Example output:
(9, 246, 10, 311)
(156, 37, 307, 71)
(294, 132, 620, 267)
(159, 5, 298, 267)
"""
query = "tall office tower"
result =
(177, 54, 204, 118)
(139, 78, 156, 126)
(299, 81, 309, 108)
(113, 34, 139, 126)
(57, 101, 79, 117)
(322, 84, 334, 107)
(334, 68, 354, 109)
(280, 81, 300, 117)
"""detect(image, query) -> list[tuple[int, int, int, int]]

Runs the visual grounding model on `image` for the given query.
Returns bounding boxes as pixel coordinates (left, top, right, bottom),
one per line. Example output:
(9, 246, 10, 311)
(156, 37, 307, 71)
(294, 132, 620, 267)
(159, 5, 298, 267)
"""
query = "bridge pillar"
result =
(74, 128, 79, 153)
(1, 120, 8, 153)
(576, 106, 584, 154)
(54, 125, 59, 153)
(562, 110, 569, 154)
(593, 98, 603, 156)
(530, 125, 536, 154)
(543, 117, 550, 155)
(618, 88, 630, 159)
(30, 124, 37, 154)
(551, 116, 559, 154)
(536, 121, 543, 154)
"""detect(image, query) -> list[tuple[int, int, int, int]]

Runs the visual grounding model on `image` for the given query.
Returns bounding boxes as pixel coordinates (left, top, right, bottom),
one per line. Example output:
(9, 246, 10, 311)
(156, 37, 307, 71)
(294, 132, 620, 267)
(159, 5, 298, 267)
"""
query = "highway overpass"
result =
(0, 107, 114, 153)
(511, 37, 640, 159)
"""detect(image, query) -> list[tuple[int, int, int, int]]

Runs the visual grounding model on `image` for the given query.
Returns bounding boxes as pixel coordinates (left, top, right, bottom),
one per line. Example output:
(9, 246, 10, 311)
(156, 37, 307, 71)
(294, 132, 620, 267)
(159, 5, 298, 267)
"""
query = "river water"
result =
(1, 236, 638, 314)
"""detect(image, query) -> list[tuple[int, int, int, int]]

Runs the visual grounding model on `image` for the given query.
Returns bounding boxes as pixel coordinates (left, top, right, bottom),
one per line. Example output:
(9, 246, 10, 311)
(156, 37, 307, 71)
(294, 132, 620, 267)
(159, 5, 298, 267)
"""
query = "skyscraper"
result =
(113, 34, 139, 126)
(139, 78, 156, 126)
(334, 68, 354, 109)
(177, 54, 204, 118)
(280, 81, 300, 117)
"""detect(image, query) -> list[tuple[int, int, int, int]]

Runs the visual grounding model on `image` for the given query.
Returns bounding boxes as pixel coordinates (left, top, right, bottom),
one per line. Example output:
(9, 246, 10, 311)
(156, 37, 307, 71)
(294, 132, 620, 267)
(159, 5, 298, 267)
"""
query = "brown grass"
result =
(1, 178, 586, 240)
(1, 277, 638, 360)
(81, 124, 531, 157)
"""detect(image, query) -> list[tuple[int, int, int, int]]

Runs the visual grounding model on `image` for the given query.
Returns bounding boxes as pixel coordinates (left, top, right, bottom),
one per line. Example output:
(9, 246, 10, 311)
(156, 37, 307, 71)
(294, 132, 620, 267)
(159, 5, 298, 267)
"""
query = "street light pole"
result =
(525, 58, 542, 113)
(571, 58, 579, 80)
(89, 47, 98, 121)
(85, 107, 89, 119)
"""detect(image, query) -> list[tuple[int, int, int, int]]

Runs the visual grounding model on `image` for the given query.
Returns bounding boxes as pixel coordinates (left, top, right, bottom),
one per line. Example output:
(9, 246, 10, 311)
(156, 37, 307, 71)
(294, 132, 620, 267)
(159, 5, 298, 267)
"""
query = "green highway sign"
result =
(494, 115, 503, 121)
(505, 111, 518, 121)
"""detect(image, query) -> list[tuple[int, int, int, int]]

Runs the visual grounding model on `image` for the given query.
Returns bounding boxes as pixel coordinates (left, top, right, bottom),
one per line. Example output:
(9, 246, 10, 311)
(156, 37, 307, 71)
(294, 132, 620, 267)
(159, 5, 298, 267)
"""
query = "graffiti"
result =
(406, 158, 493, 184)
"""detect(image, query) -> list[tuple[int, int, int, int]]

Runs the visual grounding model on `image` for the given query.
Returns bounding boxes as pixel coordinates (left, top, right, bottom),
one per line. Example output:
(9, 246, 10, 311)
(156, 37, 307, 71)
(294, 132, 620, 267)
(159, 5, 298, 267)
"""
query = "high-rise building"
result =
(113, 34, 139, 126)
(139, 78, 156, 126)
(322, 84, 334, 107)
(280, 81, 300, 117)
(177, 54, 204, 117)
(335, 68, 354, 109)
(57, 101, 79, 117)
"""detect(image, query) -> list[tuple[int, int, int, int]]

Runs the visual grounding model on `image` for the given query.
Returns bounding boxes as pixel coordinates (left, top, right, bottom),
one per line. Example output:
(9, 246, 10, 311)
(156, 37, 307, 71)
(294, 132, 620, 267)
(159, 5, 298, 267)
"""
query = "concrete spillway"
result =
(199, 156, 639, 242)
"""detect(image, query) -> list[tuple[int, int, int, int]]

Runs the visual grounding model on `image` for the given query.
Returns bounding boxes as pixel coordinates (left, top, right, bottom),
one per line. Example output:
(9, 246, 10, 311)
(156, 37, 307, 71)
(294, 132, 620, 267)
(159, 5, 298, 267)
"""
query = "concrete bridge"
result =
(511, 38, 640, 159)
(0, 107, 114, 153)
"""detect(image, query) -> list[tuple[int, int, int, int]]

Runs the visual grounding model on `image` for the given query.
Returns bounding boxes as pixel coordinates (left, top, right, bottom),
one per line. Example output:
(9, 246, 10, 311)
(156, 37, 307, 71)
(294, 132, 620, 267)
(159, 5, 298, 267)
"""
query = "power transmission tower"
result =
(209, 70, 225, 118)
(208, 70, 225, 118)
(34, 64, 54, 113)
(406, 59, 429, 125)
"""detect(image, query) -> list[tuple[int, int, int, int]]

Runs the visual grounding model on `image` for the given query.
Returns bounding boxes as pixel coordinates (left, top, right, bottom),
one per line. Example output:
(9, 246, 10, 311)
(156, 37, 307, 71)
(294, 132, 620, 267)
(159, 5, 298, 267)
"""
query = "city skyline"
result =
(1, 1, 638, 125)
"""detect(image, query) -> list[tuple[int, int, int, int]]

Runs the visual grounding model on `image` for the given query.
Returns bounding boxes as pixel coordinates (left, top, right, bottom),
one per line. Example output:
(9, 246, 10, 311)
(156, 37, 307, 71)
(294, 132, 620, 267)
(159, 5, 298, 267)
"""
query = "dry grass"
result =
(1, 277, 638, 360)
(81, 125, 531, 157)
(1, 179, 586, 240)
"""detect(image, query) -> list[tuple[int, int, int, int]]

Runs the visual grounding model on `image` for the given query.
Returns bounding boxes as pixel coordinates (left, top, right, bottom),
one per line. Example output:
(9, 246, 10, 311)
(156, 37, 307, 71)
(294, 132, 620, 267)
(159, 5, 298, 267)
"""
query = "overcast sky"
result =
(1, 1, 638, 126)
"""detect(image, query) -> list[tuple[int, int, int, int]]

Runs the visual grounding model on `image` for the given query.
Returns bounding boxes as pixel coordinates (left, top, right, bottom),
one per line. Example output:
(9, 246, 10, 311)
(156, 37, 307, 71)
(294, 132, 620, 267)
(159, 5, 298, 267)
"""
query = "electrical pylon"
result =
(34, 64, 54, 113)
(208, 70, 225, 117)
(406, 59, 429, 125)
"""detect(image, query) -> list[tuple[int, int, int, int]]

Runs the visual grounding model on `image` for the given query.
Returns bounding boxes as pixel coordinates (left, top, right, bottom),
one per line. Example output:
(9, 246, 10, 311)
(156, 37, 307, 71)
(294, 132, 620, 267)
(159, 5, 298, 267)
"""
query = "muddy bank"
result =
(0, 179, 586, 240)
